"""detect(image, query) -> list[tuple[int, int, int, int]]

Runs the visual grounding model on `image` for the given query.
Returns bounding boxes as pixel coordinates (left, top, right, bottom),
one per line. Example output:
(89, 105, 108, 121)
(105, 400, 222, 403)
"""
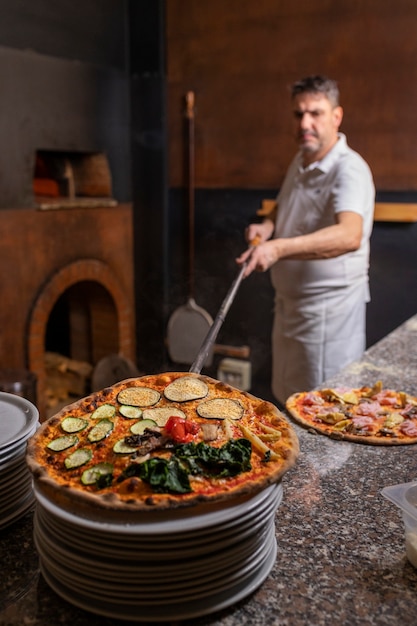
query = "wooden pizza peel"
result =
(167, 91, 214, 366)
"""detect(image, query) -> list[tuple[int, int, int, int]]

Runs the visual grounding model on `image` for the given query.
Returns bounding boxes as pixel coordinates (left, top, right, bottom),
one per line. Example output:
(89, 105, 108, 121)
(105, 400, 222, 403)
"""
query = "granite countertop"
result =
(1, 315, 417, 626)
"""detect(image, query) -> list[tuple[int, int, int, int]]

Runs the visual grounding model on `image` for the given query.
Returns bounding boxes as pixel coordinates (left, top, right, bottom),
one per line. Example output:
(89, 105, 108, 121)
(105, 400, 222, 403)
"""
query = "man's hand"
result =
(237, 211, 364, 278)
(245, 219, 275, 245)
(236, 239, 282, 277)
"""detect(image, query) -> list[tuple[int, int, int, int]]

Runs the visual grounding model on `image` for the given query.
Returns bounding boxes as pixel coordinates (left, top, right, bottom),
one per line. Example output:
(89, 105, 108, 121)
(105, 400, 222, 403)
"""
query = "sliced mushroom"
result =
(201, 423, 219, 441)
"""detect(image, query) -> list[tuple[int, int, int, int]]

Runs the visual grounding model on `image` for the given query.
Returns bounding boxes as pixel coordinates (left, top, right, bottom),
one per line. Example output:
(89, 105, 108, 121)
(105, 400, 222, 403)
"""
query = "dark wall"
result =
(167, 188, 274, 384)
(169, 189, 273, 376)
(0, 0, 131, 208)
(367, 222, 417, 347)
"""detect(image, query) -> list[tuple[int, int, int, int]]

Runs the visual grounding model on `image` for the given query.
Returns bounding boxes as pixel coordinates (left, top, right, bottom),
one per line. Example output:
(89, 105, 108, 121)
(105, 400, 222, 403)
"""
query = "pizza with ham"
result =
(26, 372, 299, 516)
(286, 381, 417, 445)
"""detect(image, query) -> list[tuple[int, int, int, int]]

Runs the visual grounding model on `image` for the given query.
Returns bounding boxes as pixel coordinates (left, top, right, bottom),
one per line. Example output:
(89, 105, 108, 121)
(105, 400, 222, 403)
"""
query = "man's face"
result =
(292, 92, 343, 165)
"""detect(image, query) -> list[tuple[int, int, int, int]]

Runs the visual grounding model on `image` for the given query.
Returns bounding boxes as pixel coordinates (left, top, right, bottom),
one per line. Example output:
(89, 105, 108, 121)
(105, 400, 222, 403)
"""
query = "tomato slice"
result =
(165, 416, 199, 443)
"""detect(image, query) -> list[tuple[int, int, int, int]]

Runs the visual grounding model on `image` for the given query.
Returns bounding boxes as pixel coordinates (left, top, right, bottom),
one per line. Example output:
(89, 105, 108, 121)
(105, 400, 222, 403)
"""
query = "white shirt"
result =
(270, 133, 375, 299)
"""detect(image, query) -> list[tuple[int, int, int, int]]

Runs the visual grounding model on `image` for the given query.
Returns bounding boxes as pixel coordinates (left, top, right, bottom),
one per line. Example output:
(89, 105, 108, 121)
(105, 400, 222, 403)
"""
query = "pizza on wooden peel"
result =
(286, 381, 417, 445)
(26, 372, 299, 516)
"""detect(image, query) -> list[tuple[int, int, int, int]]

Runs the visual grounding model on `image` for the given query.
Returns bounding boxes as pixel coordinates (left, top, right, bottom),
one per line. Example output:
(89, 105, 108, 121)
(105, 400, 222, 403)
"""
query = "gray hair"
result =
(291, 75, 340, 108)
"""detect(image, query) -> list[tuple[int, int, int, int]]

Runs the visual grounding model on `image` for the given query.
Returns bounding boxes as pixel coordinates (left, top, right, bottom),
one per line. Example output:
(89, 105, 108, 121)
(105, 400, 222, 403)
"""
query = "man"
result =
(237, 75, 375, 405)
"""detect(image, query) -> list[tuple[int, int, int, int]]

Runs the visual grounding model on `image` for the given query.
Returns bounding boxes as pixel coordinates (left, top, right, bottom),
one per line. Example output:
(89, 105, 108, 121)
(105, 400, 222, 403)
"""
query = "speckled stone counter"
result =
(1, 315, 417, 626)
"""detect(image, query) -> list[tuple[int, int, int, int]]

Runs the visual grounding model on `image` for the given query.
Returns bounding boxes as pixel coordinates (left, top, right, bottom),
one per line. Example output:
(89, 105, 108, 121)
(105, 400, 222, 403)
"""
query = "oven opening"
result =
(45, 280, 119, 416)
(33, 149, 117, 209)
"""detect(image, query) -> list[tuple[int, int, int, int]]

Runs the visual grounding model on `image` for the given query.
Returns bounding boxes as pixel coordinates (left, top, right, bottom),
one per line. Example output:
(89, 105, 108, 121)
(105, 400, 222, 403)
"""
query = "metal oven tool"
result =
(189, 243, 258, 374)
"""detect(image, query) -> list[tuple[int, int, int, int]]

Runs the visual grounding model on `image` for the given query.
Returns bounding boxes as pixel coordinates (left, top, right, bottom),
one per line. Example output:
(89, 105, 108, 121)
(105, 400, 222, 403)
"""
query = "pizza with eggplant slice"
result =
(26, 372, 299, 517)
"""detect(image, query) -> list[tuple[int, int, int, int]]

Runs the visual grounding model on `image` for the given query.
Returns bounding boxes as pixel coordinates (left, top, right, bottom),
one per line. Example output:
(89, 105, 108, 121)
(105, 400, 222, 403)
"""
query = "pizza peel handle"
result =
(190, 242, 259, 374)
(167, 91, 214, 366)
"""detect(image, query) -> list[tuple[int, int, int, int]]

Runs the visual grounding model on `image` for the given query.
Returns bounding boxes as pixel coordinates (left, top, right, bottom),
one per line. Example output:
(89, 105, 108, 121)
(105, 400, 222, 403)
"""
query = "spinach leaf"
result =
(118, 438, 252, 495)
(135, 457, 191, 494)
(175, 438, 252, 477)
(96, 473, 113, 489)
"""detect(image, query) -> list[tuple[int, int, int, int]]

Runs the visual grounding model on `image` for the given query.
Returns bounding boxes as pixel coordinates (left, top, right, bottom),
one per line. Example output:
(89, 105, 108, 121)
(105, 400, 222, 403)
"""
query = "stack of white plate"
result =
(34, 481, 283, 621)
(0, 392, 39, 530)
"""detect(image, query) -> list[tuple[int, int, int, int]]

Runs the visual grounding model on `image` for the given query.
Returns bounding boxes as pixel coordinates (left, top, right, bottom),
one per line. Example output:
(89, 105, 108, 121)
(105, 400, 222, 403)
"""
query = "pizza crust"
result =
(27, 373, 299, 520)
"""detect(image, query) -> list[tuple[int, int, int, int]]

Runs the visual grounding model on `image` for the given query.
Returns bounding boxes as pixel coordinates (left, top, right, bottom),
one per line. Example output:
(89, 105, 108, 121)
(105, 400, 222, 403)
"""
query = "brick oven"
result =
(0, 3, 141, 421)
(0, 192, 136, 421)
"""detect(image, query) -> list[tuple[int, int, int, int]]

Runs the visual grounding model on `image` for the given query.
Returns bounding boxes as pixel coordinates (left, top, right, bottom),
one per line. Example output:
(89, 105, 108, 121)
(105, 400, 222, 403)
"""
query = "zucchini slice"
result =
(47, 434, 78, 452)
(142, 407, 186, 427)
(196, 398, 244, 420)
(61, 417, 88, 433)
(119, 405, 143, 419)
(113, 438, 139, 454)
(87, 418, 114, 442)
(164, 377, 209, 402)
(91, 404, 116, 419)
(81, 462, 113, 486)
(130, 418, 158, 435)
(117, 386, 160, 407)
(64, 448, 92, 469)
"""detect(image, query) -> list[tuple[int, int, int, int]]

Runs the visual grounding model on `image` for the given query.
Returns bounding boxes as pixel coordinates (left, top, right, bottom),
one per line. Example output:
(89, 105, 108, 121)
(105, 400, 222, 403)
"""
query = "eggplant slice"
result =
(164, 377, 209, 402)
(142, 407, 187, 427)
(196, 398, 244, 420)
(117, 387, 161, 407)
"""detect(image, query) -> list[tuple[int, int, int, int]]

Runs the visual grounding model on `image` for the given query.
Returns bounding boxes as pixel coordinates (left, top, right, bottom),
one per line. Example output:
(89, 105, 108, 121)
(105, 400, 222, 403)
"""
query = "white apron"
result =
(271, 280, 368, 405)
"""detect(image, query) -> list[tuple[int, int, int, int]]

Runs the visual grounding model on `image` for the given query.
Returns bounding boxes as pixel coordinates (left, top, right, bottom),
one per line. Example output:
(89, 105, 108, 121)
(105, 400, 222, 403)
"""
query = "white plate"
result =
(34, 481, 281, 535)
(0, 479, 33, 514)
(34, 491, 275, 561)
(0, 393, 39, 449)
(0, 473, 32, 503)
(35, 509, 271, 578)
(0, 442, 28, 466)
(35, 483, 282, 541)
(36, 523, 274, 602)
(34, 482, 282, 560)
(34, 510, 273, 590)
(0, 448, 28, 473)
(0, 460, 32, 487)
(39, 533, 277, 621)
(0, 491, 34, 530)
(0, 457, 32, 482)
(0, 423, 37, 459)
(37, 508, 270, 580)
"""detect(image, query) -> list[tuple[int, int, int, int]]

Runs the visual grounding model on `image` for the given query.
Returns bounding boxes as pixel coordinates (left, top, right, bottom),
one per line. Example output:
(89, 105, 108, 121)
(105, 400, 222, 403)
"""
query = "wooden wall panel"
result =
(166, 0, 417, 191)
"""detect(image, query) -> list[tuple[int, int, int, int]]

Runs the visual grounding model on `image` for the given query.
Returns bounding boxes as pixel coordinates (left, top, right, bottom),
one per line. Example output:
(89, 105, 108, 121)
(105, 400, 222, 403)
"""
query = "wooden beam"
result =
(374, 203, 417, 223)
